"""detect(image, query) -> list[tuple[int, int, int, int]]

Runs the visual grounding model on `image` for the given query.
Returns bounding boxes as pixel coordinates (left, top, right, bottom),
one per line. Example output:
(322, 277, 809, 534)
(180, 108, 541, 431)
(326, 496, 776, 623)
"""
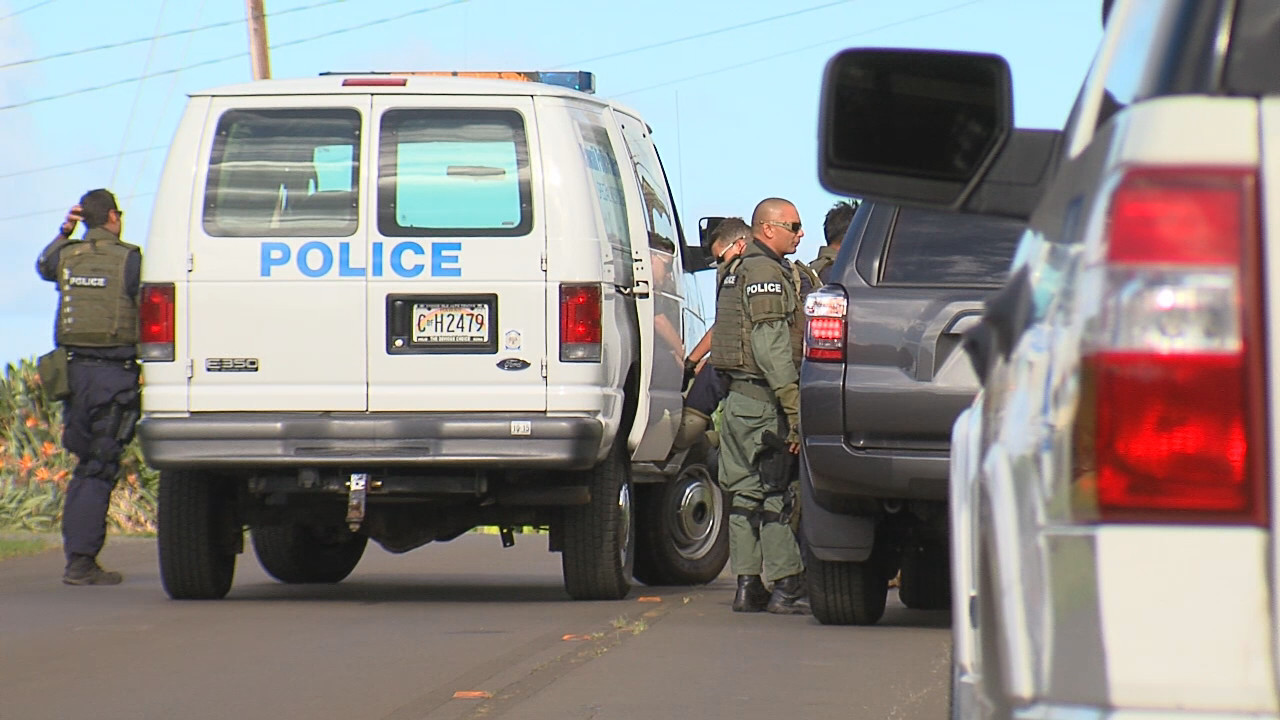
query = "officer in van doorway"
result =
(810, 200, 856, 283)
(712, 198, 811, 614)
(36, 189, 142, 586)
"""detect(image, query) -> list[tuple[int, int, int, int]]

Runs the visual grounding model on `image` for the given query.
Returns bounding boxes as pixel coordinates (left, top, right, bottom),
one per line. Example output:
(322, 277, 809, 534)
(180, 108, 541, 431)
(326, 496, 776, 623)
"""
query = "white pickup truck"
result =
(817, 0, 1280, 717)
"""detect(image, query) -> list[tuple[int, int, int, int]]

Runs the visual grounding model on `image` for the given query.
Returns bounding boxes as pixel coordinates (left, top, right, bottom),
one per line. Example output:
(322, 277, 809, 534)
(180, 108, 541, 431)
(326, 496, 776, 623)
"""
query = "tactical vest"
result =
(55, 235, 139, 347)
(711, 255, 803, 375)
(810, 251, 836, 283)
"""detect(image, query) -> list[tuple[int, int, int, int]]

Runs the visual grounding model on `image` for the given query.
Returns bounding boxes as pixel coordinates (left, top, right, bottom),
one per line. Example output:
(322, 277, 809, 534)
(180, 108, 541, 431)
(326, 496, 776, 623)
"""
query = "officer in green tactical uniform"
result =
(711, 197, 811, 614)
(809, 200, 856, 284)
(36, 189, 142, 586)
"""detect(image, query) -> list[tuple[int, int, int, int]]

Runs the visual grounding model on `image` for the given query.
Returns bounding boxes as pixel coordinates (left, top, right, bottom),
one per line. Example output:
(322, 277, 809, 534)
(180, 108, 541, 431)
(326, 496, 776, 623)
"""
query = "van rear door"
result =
(366, 96, 547, 412)
(187, 97, 371, 412)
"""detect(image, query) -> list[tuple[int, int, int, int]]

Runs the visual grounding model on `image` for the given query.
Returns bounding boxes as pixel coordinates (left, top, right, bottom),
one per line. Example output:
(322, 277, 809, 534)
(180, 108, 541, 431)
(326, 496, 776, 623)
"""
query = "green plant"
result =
(0, 356, 158, 532)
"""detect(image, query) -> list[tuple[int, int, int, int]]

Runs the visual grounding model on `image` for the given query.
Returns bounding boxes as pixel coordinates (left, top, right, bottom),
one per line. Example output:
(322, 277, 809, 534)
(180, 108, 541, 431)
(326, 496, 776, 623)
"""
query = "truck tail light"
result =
(1074, 168, 1266, 525)
(138, 283, 176, 362)
(559, 283, 601, 362)
(804, 287, 847, 362)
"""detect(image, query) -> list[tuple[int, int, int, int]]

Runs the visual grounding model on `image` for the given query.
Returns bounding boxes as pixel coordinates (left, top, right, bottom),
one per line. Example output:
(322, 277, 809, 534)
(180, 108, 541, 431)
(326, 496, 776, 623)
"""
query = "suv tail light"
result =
(804, 287, 847, 362)
(139, 283, 176, 362)
(559, 283, 601, 362)
(1074, 168, 1266, 525)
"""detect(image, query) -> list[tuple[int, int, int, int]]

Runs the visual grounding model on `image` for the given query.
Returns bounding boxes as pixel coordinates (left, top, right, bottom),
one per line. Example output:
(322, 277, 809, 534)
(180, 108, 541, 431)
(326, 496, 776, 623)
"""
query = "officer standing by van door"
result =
(712, 198, 810, 614)
(810, 200, 856, 283)
(36, 189, 142, 586)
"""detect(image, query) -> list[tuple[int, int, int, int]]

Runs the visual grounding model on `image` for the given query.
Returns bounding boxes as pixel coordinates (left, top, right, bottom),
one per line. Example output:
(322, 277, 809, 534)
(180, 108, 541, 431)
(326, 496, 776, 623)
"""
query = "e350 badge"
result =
(205, 358, 260, 372)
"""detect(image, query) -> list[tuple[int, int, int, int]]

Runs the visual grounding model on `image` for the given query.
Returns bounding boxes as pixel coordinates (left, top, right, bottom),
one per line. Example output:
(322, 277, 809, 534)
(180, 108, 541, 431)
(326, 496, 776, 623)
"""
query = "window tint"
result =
(573, 114, 632, 285)
(203, 108, 360, 237)
(880, 208, 1023, 286)
(379, 109, 531, 237)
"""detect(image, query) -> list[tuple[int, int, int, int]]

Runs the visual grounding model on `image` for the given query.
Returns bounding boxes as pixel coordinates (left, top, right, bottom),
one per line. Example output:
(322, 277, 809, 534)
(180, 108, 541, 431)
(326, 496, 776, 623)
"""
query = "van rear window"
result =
(378, 109, 532, 237)
(880, 207, 1023, 286)
(203, 108, 360, 237)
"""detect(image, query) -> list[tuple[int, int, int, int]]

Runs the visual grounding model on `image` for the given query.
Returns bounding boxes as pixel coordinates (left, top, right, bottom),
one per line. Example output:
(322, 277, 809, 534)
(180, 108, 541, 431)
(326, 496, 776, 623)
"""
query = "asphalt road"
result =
(0, 533, 950, 720)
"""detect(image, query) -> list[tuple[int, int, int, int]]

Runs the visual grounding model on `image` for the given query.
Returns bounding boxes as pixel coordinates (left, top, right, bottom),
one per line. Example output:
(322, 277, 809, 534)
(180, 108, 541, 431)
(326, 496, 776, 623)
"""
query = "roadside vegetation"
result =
(0, 357, 157, 534)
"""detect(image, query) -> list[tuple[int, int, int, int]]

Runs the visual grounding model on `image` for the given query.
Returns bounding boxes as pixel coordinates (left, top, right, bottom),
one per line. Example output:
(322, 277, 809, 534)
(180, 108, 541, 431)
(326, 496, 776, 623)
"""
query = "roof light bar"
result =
(324, 71, 596, 93)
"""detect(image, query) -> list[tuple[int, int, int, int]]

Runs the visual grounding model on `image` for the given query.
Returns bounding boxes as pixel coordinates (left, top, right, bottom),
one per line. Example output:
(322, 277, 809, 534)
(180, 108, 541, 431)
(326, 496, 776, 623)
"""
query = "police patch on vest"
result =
(723, 274, 737, 286)
(67, 275, 108, 288)
(745, 281, 782, 296)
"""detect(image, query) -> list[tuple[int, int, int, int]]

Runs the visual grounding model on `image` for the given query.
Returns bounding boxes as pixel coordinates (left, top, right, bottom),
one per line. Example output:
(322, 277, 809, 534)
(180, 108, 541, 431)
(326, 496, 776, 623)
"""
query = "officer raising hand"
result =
(36, 189, 142, 586)
(711, 197, 811, 615)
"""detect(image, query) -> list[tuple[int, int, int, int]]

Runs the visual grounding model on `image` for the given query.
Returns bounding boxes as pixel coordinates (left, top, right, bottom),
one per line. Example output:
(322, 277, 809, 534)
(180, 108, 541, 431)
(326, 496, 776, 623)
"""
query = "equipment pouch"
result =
(758, 430, 796, 493)
(36, 347, 70, 401)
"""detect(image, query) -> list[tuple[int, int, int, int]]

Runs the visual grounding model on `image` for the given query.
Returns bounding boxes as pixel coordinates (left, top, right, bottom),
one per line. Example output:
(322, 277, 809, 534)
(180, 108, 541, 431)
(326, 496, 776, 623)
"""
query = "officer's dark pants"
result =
(61, 359, 140, 564)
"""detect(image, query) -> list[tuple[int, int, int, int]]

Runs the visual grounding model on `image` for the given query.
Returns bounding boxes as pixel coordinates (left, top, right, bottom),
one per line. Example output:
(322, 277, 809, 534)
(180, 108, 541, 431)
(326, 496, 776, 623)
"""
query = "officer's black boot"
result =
(732, 575, 770, 612)
(766, 573, 811, 615)
(63, 554, 123, 586)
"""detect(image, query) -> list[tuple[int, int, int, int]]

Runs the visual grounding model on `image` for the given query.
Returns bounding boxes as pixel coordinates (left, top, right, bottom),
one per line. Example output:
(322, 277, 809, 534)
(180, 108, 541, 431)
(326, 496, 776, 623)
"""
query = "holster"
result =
(758, 429, 796, 493)
(36, 347, 70, 400)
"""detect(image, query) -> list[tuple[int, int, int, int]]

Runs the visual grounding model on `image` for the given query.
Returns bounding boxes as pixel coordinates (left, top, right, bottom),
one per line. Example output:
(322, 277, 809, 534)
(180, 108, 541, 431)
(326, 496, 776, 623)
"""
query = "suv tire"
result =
(633, 444, 729, 586)
(251, 524, 367, 584)
(561, 446, 635, 600)
(899, 539, 951, 610)
(158, 470, 238, 600)
(805, 543, 889, 625)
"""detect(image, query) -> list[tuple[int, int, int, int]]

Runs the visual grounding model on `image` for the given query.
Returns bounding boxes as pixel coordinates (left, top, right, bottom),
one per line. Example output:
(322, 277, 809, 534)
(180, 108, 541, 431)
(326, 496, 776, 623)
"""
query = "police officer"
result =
(36, 189, 142, 586)
(810, 200, 856, 283)
(712, 198, 810, 614)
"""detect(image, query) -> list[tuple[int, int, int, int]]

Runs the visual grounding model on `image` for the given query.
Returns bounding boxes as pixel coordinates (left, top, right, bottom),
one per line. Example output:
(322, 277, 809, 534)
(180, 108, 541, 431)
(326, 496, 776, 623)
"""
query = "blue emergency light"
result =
(323, 71, 596, 94)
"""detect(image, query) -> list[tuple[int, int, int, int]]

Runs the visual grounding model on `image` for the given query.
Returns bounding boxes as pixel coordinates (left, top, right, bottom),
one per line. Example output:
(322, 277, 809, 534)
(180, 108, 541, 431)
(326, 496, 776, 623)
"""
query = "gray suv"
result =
(799, 200, 1022, 625)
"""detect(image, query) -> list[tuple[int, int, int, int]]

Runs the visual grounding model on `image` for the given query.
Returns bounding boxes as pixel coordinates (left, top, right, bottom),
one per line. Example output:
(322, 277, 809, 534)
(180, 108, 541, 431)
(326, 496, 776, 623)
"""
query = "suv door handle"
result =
(618, 280, 651, 299)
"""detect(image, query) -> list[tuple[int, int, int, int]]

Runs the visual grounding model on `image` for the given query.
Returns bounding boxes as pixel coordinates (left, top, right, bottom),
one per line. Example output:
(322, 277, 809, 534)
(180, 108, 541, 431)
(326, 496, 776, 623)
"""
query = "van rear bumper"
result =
(138, 412, 605, 470)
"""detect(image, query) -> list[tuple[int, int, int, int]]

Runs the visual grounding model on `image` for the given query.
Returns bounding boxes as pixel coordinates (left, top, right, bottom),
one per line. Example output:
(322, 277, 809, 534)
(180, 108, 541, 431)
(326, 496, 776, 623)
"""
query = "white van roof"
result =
(191, 75, 616, 105)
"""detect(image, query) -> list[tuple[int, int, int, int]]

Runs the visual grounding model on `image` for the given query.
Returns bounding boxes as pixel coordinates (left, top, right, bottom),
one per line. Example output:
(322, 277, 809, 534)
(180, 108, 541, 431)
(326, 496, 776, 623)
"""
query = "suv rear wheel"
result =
(805, 543, 890, 625)
(158, 470, 239, 600)
(561, 447, 635, 600)
(251, 524, 367, 584)
(634, 444, 729, 586)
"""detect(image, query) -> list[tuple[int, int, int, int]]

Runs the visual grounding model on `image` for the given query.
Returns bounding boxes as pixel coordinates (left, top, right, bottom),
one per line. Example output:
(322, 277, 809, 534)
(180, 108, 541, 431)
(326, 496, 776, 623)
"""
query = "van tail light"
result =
(1074, 168, 1267, 526)
(139, 283, 175, 362)
(560, 283, 602, 362)
(804, 287, 847, 362)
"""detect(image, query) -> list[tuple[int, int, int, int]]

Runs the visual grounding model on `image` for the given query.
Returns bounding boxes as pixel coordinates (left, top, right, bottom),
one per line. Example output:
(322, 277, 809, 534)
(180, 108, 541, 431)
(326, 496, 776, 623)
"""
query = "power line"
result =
(0, 0, 468, 113)
(0, 191, 157, 225)
(113, 0, 173, 185)
(555, 0, 856, 68)
(0, 0, 53, 22)
(0, 146, 167, 180)
(0, 0, 346, 70)
(615, 0, 983, 98)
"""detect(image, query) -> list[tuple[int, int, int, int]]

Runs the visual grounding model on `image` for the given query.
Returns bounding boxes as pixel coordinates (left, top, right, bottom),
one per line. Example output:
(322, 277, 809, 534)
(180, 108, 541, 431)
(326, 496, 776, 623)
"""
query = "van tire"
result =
(158, 471, 238, 600)
(899, 539, 951, 610)
(561, 446, 634, 600)
(633, 444, 729, 586)
(805, 543, 888, 625)
(251, 525, 367, 584)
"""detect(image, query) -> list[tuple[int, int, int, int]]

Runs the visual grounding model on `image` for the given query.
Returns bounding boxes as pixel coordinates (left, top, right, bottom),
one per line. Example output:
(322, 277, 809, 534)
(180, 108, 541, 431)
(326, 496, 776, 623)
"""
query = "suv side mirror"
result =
(818, 48, 1022, 214)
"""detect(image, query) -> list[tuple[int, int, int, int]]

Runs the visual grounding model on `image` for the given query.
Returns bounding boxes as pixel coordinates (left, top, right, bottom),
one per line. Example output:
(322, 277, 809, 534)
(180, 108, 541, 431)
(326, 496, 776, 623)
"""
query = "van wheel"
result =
(561, 447, 634, 600)
(158, 471, 238, 600)
(251, 524, 367, 584)
(634, 444, 729, 586)
(899, 539, 951, 610)
(804, 543, 888, 625)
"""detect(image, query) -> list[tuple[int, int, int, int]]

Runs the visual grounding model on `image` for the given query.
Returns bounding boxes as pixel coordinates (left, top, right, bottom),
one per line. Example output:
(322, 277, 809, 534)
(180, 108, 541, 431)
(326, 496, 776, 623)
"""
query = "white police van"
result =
(136, 71, 727, 600)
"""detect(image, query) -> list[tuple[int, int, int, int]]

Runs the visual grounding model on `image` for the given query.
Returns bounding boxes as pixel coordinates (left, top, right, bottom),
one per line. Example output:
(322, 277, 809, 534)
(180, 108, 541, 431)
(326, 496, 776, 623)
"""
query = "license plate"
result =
(412, 303, 490, 345)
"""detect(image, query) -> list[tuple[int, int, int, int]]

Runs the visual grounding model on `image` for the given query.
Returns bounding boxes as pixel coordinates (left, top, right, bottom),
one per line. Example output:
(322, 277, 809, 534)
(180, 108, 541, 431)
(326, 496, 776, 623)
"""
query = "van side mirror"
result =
(698, 217, 727, 248)
(818, 48, 1015, 211)
(682, 217, 724, 273)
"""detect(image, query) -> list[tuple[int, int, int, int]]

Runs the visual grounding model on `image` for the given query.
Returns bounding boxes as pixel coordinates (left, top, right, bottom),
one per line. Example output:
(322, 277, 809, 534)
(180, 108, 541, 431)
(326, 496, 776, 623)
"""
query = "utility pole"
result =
(245, 0, 271, 80)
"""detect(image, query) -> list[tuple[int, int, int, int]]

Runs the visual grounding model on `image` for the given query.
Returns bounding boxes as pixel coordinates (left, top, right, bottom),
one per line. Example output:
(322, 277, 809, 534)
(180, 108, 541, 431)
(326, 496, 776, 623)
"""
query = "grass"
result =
(0, 536, 51, 561)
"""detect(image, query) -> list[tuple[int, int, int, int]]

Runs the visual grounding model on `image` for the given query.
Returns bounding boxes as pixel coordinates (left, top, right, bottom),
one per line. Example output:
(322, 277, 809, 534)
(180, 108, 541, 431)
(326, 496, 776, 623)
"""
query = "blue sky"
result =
(0, 0, 1102, 367)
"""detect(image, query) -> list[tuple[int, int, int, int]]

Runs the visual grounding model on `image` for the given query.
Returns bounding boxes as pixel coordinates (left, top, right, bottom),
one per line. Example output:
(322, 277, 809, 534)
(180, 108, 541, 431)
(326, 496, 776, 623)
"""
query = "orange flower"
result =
(52, 469, 69, 486)
(18, 454, 34, 473)
(41, 441, 57, 457)
(24, 416, 37, 428)
(33, 466, 51, 482)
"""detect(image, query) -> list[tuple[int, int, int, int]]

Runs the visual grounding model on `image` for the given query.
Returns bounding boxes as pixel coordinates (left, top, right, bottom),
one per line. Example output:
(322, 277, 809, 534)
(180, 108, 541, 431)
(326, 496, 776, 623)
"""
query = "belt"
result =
(67, 352, 138, 369)
(728, 377, 775, 404)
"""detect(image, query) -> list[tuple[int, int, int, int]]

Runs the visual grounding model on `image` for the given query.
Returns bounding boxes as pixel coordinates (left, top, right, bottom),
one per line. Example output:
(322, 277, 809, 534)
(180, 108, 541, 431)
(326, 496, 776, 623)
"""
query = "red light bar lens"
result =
(342, 77, 408, 87)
